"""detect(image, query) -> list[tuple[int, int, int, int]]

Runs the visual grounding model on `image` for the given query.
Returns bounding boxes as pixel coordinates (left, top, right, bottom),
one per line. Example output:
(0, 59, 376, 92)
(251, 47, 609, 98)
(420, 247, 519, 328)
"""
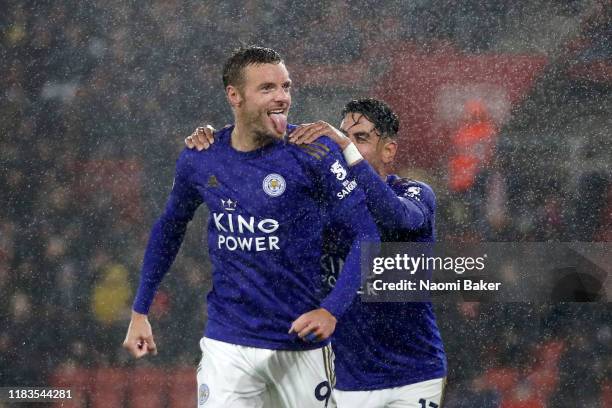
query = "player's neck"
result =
(231, 124, 273, 152)
(375, 163, 388, 180)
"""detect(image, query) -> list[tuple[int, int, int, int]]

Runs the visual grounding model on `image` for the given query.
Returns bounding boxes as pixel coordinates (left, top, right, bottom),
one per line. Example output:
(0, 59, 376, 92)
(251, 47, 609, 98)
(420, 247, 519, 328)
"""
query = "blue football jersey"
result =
(133, 125, 379, 351)
(323, 160, 447, 390)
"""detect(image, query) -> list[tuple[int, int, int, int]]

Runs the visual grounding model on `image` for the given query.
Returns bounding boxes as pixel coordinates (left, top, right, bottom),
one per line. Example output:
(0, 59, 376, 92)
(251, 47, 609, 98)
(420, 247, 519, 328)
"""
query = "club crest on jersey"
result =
(330, 160, 347, 181)
(198, 384, 210, 405)
(405, 186, 422, 200)
(222, 198, 237, 211)
(263, 173, 286, 197)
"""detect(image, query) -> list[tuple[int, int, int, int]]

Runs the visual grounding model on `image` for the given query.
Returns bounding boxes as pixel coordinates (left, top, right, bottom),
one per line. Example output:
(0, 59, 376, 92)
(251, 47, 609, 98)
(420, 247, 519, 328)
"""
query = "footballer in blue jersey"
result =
(290, 98, 447, 407)
(187, 98, 448, 406)
(123, 47, 379, 408)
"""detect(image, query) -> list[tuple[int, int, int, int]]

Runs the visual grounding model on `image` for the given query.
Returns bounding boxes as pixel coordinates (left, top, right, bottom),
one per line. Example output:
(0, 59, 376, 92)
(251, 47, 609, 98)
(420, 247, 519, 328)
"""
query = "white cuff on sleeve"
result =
(342, 143, 363, 166)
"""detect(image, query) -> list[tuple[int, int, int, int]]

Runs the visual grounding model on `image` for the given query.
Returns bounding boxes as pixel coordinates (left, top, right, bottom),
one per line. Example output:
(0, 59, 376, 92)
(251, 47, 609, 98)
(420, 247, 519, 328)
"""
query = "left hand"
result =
(289, 121, 351, 150)
(289, 308, 337, 342)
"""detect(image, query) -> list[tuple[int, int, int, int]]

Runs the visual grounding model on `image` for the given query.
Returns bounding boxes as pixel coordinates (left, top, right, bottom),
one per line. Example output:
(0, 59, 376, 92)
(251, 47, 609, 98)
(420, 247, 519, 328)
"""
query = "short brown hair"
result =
(222, 46, 283, 89)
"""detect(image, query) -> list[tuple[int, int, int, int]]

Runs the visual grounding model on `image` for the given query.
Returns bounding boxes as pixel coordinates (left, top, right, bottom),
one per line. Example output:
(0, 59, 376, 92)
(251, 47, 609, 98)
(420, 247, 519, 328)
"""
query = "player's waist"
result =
(207, 277, 322, 308)
(334, 365, 447, 391)
(205, 297, 322, 337)
(204, 320, 330, 351)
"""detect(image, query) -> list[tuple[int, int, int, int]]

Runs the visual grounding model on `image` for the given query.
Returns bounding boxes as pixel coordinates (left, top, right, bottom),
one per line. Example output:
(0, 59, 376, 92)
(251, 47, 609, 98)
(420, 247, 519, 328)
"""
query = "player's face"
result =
(230, 62, 292, 138)
(340, 112, 397, 174)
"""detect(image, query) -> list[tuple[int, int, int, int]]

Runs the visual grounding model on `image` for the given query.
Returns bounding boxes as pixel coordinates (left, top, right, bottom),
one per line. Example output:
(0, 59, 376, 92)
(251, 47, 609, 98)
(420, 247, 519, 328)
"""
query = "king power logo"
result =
(213, 198, 280, 252)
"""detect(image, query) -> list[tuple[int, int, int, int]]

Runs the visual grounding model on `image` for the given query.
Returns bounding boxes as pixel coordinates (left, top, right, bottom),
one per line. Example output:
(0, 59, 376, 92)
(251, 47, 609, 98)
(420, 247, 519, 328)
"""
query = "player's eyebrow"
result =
(353, 131, 371, 139)
(258, 80, 291, 90)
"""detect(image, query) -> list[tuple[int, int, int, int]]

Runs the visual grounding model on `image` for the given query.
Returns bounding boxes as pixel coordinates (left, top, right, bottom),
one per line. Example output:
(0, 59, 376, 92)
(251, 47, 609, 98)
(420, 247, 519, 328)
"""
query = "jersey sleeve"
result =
(132, 149, 203, 314)
(350, 160, 436, 232)
(302, 137, 380, 318)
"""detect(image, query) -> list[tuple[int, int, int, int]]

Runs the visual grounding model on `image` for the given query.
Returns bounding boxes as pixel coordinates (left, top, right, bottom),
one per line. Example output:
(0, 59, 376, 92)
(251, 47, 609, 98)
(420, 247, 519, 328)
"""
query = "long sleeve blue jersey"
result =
(322, 160, 447, 391)
(132, 125, 380, 351)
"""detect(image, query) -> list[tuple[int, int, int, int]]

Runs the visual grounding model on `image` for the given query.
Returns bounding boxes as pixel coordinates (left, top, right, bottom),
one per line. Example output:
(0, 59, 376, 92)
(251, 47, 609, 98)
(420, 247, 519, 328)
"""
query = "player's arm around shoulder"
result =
(289, 120, 352, 151)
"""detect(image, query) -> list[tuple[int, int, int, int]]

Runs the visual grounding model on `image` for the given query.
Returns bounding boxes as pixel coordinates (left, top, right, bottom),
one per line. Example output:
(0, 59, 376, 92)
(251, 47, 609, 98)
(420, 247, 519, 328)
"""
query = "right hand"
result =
(288, 121, 351, 150)
(288, 308, 337, 342)
(185, 125, 216, 151)
(122, 311, 158, 358)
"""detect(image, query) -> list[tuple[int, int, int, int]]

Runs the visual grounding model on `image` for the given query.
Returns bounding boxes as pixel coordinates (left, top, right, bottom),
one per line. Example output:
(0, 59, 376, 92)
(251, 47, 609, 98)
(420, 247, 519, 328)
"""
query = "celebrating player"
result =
(187, 98, 447, 407)
(123, 47, 380, 408)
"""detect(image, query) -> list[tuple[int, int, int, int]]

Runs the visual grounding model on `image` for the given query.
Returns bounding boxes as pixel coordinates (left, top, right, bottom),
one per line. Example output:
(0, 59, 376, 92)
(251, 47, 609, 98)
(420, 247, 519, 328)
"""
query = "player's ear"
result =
(381, 139, 397, 165)
(226, 85, 243, 108)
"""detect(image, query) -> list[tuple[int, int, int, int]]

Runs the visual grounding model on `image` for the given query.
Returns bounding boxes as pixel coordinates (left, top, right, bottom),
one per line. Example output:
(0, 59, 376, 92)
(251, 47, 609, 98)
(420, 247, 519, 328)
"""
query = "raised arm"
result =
(350, 160, 433, 232)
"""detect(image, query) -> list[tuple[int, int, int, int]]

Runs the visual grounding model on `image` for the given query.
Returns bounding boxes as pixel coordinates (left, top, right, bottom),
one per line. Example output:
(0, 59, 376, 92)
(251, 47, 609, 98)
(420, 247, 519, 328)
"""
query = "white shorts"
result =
(334, 377, 446, 408)
(196, 337, 336, 408)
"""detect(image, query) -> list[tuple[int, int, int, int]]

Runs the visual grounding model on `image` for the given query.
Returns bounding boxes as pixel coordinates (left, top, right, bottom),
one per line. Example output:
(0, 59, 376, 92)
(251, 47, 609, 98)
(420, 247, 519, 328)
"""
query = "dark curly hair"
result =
(341, 98, 400, 138)
(222, 46, 283, 89)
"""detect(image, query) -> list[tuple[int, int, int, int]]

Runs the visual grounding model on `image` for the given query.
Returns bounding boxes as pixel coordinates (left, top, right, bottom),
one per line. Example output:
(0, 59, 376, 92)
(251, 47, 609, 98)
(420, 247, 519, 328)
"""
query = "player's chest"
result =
(192, 158, 313, 220)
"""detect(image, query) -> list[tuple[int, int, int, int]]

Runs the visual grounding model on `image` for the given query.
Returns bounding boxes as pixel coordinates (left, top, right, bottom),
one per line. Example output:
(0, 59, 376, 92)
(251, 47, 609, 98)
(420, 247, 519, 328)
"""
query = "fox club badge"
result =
(198, 384, 210, 405)
(263, 173, 286, 197)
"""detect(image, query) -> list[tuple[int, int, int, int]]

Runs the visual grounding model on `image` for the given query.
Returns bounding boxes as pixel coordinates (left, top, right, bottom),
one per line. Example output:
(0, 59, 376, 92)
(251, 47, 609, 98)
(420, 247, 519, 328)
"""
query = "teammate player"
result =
(187, 98, 447, 407)
(123, 47, 380, 408)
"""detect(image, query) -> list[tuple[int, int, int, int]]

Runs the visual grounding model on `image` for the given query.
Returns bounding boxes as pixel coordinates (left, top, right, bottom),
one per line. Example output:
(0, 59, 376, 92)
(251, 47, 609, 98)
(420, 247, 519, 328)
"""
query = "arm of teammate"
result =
(290, 138, 380, 341)
(289, 121, 432, 231)
(350, 160, 434, 232)
(123, 149, 203, 358)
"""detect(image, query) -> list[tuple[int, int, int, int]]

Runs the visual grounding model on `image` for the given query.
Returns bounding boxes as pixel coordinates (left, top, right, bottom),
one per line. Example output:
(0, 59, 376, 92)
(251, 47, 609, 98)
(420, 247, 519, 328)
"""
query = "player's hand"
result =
(122, 311, 158, 358)
(185, 125, 216, 151)
(289, 121, 351, 150)
(289, 308, 337, 342)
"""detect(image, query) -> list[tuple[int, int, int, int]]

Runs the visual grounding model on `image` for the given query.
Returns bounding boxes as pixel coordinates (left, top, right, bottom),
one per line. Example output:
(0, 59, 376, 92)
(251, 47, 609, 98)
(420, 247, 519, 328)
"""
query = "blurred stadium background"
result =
(1, 0, 610, 407)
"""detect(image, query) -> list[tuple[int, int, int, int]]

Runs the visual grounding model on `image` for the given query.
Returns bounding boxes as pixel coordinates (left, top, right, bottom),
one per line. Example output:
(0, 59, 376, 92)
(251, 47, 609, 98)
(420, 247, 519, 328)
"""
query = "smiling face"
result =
(226, 62, 291, 138)
(339, 112, 397, 176)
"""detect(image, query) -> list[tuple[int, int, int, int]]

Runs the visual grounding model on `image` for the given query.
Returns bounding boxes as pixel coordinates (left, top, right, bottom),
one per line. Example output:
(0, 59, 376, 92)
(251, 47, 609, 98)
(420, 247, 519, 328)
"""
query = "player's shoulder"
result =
(180, 126, 231, 160)
(209, 125, 232, 151)
(388, 175, 436, 204)
(286, 132, 341, 163)
(177, 127, 229, 171)
(175, 146, 201, 175)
